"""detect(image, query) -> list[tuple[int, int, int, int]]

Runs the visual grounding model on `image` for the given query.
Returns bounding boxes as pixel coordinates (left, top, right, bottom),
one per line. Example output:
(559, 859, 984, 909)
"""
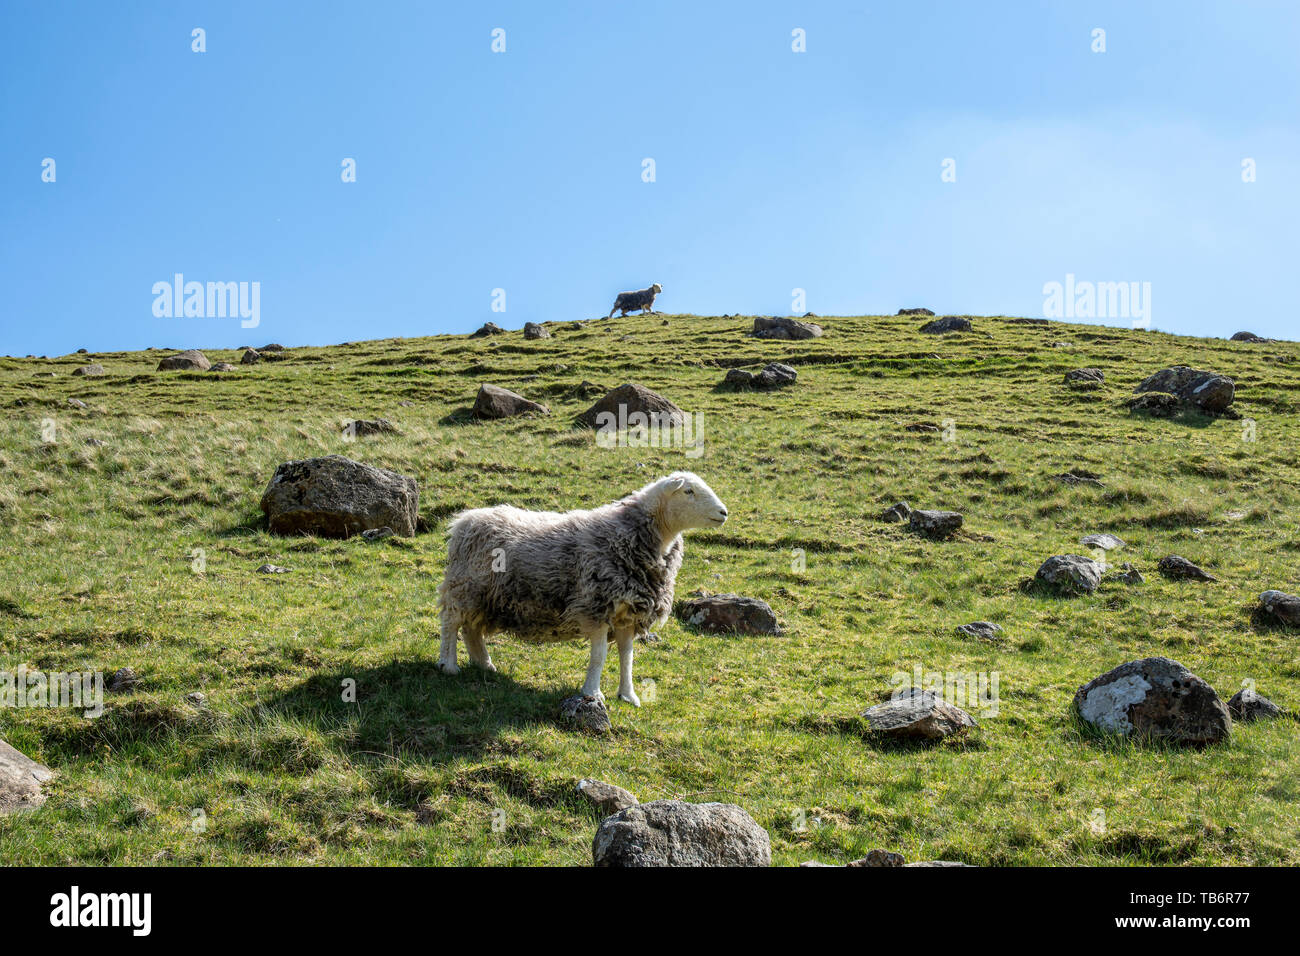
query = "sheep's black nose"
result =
(719, 507, 728, 516)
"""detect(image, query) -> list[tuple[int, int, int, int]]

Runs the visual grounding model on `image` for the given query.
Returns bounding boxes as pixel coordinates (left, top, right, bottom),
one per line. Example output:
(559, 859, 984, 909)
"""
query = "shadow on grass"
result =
(782, 712, 988, 753)
(263, 659, 576, 764)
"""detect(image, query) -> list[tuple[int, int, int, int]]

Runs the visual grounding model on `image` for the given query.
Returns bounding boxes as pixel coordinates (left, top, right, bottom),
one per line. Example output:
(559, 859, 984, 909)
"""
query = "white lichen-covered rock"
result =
(592, 800, 771, 867)
(862, 689, 977, 740)
(0, 739, 54, 814)
(1073, 657, 1231, 744)
(1227, 688, 1281, 722)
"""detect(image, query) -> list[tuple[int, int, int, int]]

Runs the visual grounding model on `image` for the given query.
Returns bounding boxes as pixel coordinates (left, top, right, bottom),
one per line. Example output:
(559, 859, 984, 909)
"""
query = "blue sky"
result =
(2, 1, 1297, 355)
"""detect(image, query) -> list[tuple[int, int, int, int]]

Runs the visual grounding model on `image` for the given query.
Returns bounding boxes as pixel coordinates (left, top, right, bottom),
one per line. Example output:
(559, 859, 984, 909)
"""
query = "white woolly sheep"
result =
(436, 472, 727, 705)
(608, 283, 662, 317)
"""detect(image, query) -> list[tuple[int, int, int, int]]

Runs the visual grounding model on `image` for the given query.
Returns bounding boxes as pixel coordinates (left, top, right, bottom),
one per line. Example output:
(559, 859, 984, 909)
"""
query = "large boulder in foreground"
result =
(1, 739, 54, 814)
(576, 383, 684, 429)
(472, 384, 549, 419)
(260, 455, 418, 538)
(676, 594, 782, 635)
(752, 316, 822, 340)
(1073, 657, 1231, 744)
(1134, 366, 1235, 413)
(593, 800, 771, 867)
(157, 349, 211, 371)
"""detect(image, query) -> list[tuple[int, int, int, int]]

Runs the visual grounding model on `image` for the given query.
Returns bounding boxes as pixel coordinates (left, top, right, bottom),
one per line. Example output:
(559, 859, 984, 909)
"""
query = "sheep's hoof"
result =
(437, 661, 460, 676)
(618, 690, 641, 707)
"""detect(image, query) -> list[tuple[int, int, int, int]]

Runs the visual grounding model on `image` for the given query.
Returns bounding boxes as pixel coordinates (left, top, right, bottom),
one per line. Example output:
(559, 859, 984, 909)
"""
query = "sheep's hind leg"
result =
(614, 626, 639, 707)
(437, 608, 460, 675)
(463, 623, 496, 672)
(580, 625, 609, 701)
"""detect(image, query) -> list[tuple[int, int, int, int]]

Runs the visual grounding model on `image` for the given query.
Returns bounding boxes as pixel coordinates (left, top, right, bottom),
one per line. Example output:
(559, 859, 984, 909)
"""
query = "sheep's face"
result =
(651, 283, 662, 294)
(659, 471, 727, 532)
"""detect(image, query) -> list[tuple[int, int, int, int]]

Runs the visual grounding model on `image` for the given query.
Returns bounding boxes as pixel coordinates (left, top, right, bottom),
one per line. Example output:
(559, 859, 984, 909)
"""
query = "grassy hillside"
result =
(1, 312, 1297, 865)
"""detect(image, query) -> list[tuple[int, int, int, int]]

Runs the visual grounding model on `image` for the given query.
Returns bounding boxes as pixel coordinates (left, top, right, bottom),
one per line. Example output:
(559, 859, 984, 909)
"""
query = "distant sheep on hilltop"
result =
(608, 283, 662, 317)
(436, 472, 727, 705)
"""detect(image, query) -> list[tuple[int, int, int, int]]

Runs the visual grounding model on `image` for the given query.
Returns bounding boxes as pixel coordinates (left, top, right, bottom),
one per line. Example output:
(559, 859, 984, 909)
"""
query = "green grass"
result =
(2, 312, 1298, 865)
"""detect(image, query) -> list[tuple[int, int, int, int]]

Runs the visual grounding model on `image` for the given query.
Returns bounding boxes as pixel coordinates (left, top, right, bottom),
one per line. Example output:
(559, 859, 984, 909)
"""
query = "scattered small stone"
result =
(1157, 555, 1217, 582)
(1110, 562, 1144, 585)
(904, 860, 976, 867)
(592, 800, 771, 867)
(1080, 533, 1125, 551)
(576, 778, 638, 814)
(256, 564, 290, 574)
(471, 322, 505, 338)
(185, 691, 207, 707)
(360, 527, 394, 541)
(880, 501, 912, 523)
(752, 316, 822, 340)
(724, 362, 797, 388)
(156, 349, 211, 371)
(208, 362, 238, 372)
(1257, 590, 1300, 627)
(861, 688, 977, 740)
(66, 398, 87, 409)
(31, 371, 56, 378)
(1053, 470, 1103, 487)
(344, 418, 398, 437)
(897, 308, 934, 316)
(908, 509, 963, 539)
(919, 316, 972, 334)
(1073, 657, 1231, 744)
(106, 667, 139, 693)
(240, 349, 261, 365)
(84, 438, 107, 447)
(259, 344, 286, 352)
(1065, 368, 1104, 386)
(72, 364, 105, 377)
(846, 849, 905, 867)
(523, 322, 551, 339)
(559, 694, 611, 735)
(955, 621, 1003, 642)
(676, 594, 782, 635)
(472, 383, 549, 419)
(1227, 688, 1281, 722)
(1035, 555, 1103, 595)
(903, 422, 940, 433)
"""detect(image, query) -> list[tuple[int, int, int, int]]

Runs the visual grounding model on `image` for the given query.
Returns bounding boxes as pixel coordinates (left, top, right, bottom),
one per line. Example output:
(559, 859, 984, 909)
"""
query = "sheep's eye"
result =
(685, 488, 695, 496)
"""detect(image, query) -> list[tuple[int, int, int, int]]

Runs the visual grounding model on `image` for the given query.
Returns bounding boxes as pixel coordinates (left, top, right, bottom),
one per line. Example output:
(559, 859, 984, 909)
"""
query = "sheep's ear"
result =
(665, 476, 686, 493)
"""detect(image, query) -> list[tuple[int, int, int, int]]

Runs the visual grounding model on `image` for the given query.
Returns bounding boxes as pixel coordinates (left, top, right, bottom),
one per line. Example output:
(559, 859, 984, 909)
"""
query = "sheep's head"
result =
(651, 283, 663, 294)
(653, 471, 726, 534)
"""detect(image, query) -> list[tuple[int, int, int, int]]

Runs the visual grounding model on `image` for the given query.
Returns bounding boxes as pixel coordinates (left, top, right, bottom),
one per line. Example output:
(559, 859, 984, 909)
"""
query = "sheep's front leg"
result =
(463, 623, 495, 672)
(614, 626, 639, 706)
(580, 625, 609, 700)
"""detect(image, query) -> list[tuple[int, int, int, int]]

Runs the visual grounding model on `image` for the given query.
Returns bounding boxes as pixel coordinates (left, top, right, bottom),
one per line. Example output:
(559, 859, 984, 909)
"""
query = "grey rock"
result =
(471, 322, 505, 338)
(1080, 533, 1125, 551)
(260, 454, 419, 538)
(861, 689, 977, 740)
(1065, 368, 1105, 386)
(897, 308, 934, 316)
(846, 849, 905, 867)
(955, 621, 1003, 642)
(522, 322, 551, 339)
(360, 526, 394, 541)
(909, 509, 963, 539)
(1157, 555, 1217, 582)
(576, 778, 638, 814)
(343, 418, 398, 437)
(256, 564, 289, 574)
(676, 594, 782, 635)
(880, 501, 912, 523)
(84, 438, 107, 447)
(259, 344, 286, 352)
(576, 383, 685, 430)
(919, 316, 972, 334)
(240, 349, 261, 365)
(1073, 656, 1231, 744)
(1134, 366, 1235, 413)
(0, 739, 55, 815)
(1053, 470, 1103, 487)
(592, 800, 771, 867)
(559, 694, 611, 735)
(66, 398, 87, 409)
(472, 384, 549, 419)
(752, 316, 823, 340)
(755, 362, 798, 387)
(72, 364, 105, 377)
(1258, 590, 1300, 627)
(1110, 562, 1145, 585)
(1035, 554, 1103, 595)
(904, 860, 976, 867)
(156, 349, 211, 371)
(1227, 688, 1281, 722)
(208, 362, 238, 372)
(106, 667, 139, 693)
(1230, 331, 1268, 343)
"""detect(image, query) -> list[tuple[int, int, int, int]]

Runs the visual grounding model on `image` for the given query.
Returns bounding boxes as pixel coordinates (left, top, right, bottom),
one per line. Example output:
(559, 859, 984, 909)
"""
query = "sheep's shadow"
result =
(263, 659, 578, 765)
